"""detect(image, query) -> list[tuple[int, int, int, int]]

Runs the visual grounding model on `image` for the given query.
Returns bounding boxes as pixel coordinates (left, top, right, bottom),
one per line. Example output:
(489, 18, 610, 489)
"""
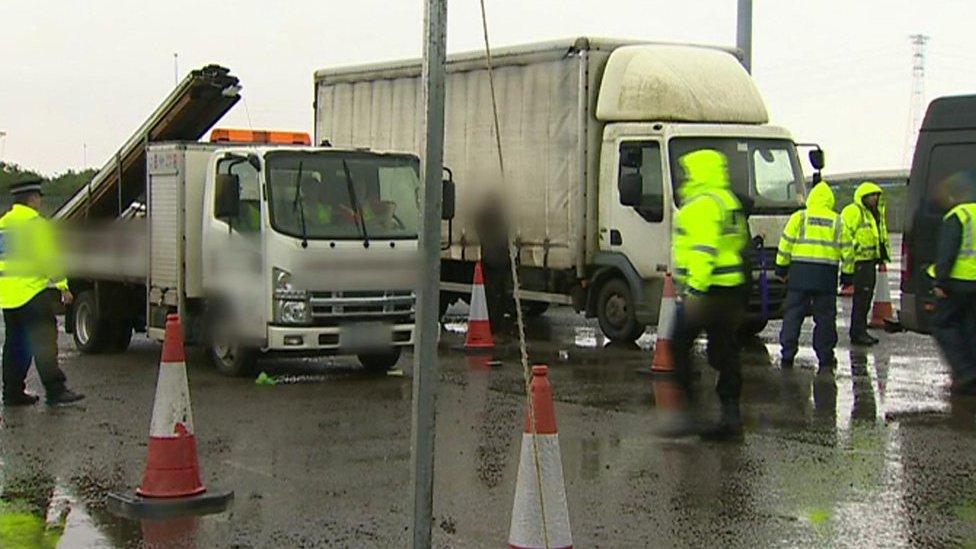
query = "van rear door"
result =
(903, 134, 976, 332)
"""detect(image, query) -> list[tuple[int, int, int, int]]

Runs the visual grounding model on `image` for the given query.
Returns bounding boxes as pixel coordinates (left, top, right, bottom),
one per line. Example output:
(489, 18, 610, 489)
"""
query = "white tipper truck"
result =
(314, 38, 824, 343)
(57, 66, 424, 375)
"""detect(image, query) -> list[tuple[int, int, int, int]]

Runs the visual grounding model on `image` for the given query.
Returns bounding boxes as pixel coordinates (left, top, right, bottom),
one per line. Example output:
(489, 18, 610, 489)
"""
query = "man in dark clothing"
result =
(841, 182, 890, 346)
(776, 182, 853, 373)
(473, 193, 514, 334)
(928, 172, 976, 394)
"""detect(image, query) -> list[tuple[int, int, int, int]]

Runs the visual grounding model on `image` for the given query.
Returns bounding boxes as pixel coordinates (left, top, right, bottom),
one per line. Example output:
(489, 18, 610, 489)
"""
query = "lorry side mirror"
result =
(809, 149, 825, 171)
(247, 153, 262, 171)
(441, 179, 456, 221)
(215, 173, 241, 220)
(618, 173, 642, 207)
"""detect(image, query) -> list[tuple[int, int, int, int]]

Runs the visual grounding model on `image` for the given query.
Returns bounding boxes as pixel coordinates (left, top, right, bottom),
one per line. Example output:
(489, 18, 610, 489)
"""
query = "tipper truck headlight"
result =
(276, 300, 309, 324)
(273, 267, 309, 323)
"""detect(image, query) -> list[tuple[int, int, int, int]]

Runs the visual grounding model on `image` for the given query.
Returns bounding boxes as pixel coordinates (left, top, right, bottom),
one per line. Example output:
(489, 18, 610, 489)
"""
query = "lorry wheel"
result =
(209, 340, 257, 377)
(597, 278, 643, 343)
(358, 347, 402, 372)
(521, 301, 550, 318)
(72, 290, 108, 353)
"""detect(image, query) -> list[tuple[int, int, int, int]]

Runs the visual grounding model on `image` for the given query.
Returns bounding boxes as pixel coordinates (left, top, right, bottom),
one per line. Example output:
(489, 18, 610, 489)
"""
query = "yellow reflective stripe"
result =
(793, 238, 842, 248)
(713, 265, 743, 275)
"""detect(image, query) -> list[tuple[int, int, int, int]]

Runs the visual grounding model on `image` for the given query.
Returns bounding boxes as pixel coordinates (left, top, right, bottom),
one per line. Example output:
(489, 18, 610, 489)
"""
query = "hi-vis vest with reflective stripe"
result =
(0, 204, 69, 309)
(776, 209, 853, 274)
(927, 203, 976, 281)
(674, 190, 748, 292)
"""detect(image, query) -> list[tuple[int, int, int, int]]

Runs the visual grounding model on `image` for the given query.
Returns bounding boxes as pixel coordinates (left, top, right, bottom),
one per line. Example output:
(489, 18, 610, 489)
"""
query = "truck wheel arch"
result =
(586, 253, 644, 317)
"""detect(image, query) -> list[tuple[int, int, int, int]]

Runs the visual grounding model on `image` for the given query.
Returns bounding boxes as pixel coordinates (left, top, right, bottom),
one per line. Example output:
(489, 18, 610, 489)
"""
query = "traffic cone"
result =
(465, 261, 495, 350)
(869, 264, 896, 328)
(651, 273, 677, 374)
(106, 315, 232, 520)
(839, 284, 854, 297)
(138, 314, 205, 498)
(509, 365, 572, 549)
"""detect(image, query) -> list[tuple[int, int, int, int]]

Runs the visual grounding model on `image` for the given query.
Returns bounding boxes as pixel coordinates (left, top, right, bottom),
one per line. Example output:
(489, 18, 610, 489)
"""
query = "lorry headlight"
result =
(276, 300, 309, 324)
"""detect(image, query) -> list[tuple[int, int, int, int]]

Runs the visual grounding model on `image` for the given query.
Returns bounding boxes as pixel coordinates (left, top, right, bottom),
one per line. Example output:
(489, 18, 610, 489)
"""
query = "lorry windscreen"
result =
(266, 152, 421, 240)
(668, 138, 805, 213)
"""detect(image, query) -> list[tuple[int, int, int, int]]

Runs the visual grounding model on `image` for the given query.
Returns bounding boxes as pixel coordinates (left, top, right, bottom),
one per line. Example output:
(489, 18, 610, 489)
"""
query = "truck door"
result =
(208, 156, 266, 342)
(609, 140, 670, 277)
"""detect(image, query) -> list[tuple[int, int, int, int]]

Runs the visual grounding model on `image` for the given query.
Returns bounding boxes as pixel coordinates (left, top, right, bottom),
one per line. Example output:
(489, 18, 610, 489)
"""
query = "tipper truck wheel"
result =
(358, 347, 402, 372)
(596, 278, 643, 344)
(72, 290, 109, 353)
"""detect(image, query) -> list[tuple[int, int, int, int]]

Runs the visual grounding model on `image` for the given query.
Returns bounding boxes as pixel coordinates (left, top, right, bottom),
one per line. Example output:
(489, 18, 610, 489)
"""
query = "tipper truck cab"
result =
(901, 94, 976, 333)
(315, 38, 818, 342)
(57, 66, 422, 375)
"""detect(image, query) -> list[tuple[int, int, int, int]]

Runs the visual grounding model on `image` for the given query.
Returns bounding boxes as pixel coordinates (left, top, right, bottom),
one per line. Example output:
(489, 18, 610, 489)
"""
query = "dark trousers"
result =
(672, 286, 746, 404)
(931, 292, 976, 385)
(483, 263, 513, 333)
(850, 260, 877, 338)
(2, 291, 67, 396)
(779, 289, 837, 365)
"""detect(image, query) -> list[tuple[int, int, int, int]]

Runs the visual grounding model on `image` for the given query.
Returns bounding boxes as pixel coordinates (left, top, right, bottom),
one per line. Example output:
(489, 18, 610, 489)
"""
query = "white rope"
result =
(477, 1, 551, 547)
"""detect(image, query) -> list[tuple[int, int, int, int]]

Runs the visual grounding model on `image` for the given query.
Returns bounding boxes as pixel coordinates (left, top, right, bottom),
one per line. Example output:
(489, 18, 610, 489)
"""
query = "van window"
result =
(925, 143, 976, 212)
(215, 157, 261, 233)
(618, 141, 664, 222)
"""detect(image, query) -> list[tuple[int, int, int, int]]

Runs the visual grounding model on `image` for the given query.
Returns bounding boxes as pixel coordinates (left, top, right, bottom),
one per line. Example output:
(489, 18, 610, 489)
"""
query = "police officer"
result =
(776, 181, 853, 373)
(928, 172, 976, 395)
(841, 181, 890, 346)
(670, 149, 749, 441)
(0, 179, 84, 406)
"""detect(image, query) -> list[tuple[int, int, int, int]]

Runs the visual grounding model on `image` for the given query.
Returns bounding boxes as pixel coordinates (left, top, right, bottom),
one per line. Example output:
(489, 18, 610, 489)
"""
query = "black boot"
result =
(700, 401, 744, 442)
(46, 388, 85, 406)
(4, 392, 40, 406)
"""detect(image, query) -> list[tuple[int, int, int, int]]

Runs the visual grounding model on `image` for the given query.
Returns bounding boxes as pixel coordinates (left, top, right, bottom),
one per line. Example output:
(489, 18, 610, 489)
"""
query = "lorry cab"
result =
(598, 121, 805, 339)
(901, 95, 976, 333)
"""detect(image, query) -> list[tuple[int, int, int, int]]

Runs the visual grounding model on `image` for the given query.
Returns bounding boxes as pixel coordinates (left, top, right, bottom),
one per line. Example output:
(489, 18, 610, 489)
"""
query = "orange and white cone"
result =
(869, 263, 896, 328)
(138, 314, 206, 498)
(651, 273, 677, 374)
(839, 284, 854, 297)
(509, 365, 572, 549)
(107, 314, 232, 520)
(465, 261, 495, 350)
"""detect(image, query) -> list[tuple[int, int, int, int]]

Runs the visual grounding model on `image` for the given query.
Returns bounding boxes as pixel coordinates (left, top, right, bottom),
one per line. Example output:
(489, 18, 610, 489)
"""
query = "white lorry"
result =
(314, 38, 822, 342)
(58, 66, 424, 375)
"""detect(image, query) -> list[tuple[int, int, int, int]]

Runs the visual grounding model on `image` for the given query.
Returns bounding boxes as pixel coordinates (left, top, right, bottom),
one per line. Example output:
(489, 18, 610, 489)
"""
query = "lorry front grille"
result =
(309, 291, 415, 324)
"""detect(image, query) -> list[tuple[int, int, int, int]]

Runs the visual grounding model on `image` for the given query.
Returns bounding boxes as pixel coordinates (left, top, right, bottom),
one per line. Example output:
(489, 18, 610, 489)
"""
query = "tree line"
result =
(0, 162, 95, 216)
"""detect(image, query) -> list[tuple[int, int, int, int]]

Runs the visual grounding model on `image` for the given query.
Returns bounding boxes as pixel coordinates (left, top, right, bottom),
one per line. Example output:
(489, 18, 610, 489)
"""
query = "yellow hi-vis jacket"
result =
(927, 202, 976, 281)
(776, 182, 854, 275)
(841, 181, 889, 262)
(0, 204, 68, 309)
(673, 149, 748, 293)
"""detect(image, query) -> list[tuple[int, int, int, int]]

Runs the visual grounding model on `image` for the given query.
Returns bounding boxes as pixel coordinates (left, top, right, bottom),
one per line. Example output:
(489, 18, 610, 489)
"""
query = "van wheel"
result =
(358, 347, 402, 372)
(597, 278, 643, 343)
(72, 290, 108, 353)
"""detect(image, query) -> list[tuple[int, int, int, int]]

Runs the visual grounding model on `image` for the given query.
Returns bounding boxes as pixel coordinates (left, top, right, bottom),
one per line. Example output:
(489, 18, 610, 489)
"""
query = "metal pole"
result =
(410, 0, 447, 547)
(736, 0, 753, 73)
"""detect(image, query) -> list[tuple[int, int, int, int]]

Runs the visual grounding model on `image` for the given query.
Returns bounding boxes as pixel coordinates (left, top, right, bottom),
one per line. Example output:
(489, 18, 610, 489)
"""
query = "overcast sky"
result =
(1, 0, 974, 176)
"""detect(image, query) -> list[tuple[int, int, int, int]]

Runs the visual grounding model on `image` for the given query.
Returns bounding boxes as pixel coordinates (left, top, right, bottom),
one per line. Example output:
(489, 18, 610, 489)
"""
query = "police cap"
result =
(9, 178, 44, 196)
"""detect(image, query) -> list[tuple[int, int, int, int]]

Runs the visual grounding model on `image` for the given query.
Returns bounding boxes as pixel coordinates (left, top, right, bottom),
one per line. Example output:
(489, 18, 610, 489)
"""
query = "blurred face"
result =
(863, 193, 880, 208)
(26, 192, 42, 210)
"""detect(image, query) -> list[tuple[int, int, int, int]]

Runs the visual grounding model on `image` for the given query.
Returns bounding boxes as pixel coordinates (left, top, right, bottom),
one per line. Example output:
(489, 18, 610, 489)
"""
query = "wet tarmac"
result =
(3, 249, 976, 547)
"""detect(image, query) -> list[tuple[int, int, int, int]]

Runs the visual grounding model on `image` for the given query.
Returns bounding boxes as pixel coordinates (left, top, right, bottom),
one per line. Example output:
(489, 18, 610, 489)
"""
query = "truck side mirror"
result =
(441, 179, 456, 221)
(809, 149, 825, 171)
(215, 173, 241, 220)
(618, 173, 642, 207)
